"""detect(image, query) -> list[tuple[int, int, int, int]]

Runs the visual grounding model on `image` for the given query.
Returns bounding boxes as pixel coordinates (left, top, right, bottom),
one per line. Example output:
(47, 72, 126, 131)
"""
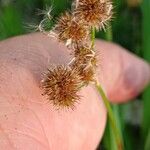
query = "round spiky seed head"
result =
(74, 0, 113, 30)
(52, 11, 89, 45)
(41, 65, 82, 109)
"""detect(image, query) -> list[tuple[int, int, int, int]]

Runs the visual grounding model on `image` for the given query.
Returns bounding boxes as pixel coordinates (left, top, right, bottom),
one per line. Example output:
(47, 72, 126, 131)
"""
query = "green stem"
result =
(141, 0, 150, 142)
(106, 25, 113, 41)
(96, 83, 123, 150)
(91, 27, 123, 150)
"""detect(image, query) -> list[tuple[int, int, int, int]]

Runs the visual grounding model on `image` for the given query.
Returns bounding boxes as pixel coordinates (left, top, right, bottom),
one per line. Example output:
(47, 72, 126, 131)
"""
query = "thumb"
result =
(96, 40, 150, 103)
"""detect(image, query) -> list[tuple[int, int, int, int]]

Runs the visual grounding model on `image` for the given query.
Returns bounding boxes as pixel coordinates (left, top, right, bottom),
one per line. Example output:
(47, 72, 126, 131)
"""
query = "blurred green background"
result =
(0, 0, 150, 149)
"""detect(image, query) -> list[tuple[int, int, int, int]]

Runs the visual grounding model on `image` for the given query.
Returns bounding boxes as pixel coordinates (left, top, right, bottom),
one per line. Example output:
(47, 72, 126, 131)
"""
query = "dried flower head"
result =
(52, 11, 89, 45)
(80, 67, 96, 84)
(41, 65, 82, 109)
(70, 45, 97, 84)
(73, 45, 96, 66)
(74, 0, 113, 30)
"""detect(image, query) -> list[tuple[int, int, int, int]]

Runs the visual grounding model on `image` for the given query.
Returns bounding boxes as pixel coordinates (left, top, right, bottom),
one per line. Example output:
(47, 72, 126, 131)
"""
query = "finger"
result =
(96, 40, 150, 103)
(0, 33, 149, 149)
(0, 33, 106, 150)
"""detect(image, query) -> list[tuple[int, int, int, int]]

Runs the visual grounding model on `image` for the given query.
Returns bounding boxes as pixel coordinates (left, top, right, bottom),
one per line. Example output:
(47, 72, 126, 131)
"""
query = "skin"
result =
(0, 33, 149, 150)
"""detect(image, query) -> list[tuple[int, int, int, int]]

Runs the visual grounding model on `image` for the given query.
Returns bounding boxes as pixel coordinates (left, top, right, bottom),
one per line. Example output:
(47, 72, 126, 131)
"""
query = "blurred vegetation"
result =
(0, 0, 149, 149)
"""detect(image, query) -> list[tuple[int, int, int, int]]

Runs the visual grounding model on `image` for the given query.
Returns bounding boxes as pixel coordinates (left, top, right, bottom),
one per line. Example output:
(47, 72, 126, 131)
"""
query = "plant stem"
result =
(106, 25, 113, 41)
(141, 0, 150, 142)
(91, 27, 124, 150)
(96, 83, 123, 150)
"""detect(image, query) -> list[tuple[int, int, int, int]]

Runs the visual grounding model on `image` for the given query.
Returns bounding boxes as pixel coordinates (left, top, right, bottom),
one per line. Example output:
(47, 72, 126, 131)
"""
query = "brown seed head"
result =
(74, 45, 96, 66)
(80, 67, 96, 84)
(74, 0, 113, 30)
(41, 65, 82, 109)
(53, 11, 89, 45)
(71, 45, 97, 84)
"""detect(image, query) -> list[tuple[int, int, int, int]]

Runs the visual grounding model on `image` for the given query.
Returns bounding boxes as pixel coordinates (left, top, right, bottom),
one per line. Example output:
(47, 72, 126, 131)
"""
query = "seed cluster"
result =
(40, 0, 113, 109)
(74, 0, 113, 30)
(71, 44, 97, 84)
(41, 66, 81, 109)
(53, 12, 89, 45)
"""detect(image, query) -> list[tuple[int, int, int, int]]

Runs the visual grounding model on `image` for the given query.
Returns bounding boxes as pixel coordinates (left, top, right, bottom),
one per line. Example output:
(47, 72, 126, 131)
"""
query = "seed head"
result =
(71, 45, 97, 84)
(80, 67, 96, 84)
(52, 11, 89, 45)
(74, 0, 113, 30)
(41, 66, 82, 109)
(73, 45, 96, 66)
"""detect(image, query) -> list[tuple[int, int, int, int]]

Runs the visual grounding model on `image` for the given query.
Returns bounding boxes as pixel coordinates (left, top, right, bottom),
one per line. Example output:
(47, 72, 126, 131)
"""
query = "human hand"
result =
(0, 33, 149, 150)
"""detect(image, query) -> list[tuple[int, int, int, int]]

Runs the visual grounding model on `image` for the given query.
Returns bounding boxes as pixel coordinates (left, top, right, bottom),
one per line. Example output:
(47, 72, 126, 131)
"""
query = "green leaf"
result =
(141, 0, 150, 142)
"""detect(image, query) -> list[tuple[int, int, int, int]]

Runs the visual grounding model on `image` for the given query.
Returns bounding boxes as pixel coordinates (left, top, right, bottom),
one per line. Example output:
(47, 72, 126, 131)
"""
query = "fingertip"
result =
(96, 40, 150, 103)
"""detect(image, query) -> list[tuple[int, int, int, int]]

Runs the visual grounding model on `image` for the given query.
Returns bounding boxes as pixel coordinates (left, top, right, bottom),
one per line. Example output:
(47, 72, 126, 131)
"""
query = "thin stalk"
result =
(96, 83, 123, 150)
(91, 27, 124, 150)
(106, 25, 113, 41)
